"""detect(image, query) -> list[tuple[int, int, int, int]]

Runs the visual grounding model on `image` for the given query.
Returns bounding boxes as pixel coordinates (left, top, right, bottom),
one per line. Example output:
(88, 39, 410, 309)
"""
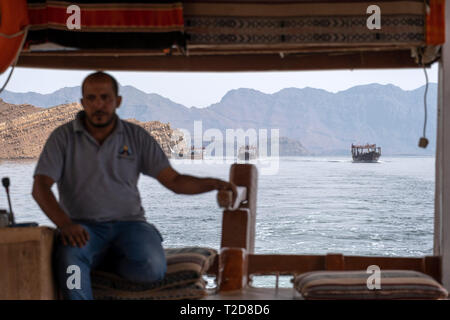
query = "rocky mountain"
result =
(0, 99, 185, 159)
(1, 83, 438, 155)
(278, 137, 310, 156)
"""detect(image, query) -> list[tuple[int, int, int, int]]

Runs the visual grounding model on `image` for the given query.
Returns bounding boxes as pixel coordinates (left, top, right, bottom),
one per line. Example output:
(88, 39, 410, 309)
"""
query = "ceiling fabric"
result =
(15, 0, 445, 71)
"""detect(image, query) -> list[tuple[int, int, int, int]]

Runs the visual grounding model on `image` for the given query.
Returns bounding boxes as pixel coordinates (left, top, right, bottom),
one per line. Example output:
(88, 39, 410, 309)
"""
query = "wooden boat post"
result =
(219, 164, 258, 291)
(435, 0, 450, 290)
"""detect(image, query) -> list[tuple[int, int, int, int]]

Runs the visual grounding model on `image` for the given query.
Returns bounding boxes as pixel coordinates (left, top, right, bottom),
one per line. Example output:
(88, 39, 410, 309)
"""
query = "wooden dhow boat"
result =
(238, 145, 258, 161)
(0, 0, 448, 300)
(351, 144, 381, 163)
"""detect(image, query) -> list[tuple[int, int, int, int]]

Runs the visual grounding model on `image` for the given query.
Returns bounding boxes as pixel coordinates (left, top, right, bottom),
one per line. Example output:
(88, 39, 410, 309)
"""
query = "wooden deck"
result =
(203, 287, 303, 300)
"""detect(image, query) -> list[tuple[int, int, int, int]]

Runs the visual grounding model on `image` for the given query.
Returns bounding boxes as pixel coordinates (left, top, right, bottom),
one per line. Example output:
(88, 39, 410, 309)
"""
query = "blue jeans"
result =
(54, 220, 167, 300)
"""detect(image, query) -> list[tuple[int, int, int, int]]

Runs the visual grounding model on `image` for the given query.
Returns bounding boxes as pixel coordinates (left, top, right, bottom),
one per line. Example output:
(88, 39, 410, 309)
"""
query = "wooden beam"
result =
(220, 210, 250, 249)
(343, 256, 423, 270)
(218, 247, 248, 291)
(248, 254, 326, 275)
(206, 254, 219, 276)
(423, 256, 442, 283)
(0, 227, 57, 299)
(326, 253, 345, 270)
(17, 50, 420, 72)
(247, 254, 442, 282)
(435, 0, 450, 290)
(0, 227, 55, 245)
(229, 164, 258, 254)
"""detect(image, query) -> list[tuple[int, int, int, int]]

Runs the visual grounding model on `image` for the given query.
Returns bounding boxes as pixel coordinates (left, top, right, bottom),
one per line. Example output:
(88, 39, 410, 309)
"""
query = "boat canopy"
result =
(351, 144, 378, 149)
(7, 0, 445, 72)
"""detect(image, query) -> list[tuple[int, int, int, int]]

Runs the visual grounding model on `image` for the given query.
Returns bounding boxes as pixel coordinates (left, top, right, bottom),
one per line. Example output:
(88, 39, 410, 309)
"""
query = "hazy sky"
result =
(1, 63, 438, 108)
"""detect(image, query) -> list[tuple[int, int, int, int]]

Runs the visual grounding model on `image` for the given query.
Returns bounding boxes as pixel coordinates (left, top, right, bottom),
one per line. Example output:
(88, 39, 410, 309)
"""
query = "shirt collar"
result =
(73, 111, 123, 134)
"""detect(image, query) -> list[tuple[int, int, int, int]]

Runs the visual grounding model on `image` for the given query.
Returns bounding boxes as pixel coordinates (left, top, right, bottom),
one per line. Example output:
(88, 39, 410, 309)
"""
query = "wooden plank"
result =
(19, 44, 421, 58)
(203, 287, 302, 300)
(229, 164, 258, 254)
(40, 229, 58, 299)
(17, 50, 420, 71)
(248, 254, 326, 275)
(0, 226, 54, 245)
(345, 256, 441, 282)
(326, 253, 345, 270)
(183, 1, 424, 17)
(343, 256, 424, 272)
(0, 243, 35, 299)
(0, 242, 43, 299)
(220, 210, 250, 249)
(435, 59, 442, 258)
(218, 247, 248, 291)
(0, 227, 57, 299)
(203, 286, 302, 300)
(206, 254, 219, 276)
(435, 0, 450, 291)
(423, 256, 442, 283)
(247, 254, 442, 282)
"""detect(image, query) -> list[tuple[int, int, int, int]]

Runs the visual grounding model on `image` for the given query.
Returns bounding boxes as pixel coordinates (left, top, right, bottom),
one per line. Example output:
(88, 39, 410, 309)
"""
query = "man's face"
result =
(81, 79, 122, 128)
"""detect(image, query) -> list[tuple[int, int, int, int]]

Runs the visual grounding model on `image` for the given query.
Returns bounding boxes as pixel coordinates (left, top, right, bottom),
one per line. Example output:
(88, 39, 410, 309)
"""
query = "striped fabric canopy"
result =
(25, 0, 185, 50)
(15, 0, 446, 71)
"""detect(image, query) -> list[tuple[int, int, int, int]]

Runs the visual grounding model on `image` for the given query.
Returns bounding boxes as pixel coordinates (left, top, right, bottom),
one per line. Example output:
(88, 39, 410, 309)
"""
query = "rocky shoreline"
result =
(0, 99, 186, 160)
(0, 99, 310, 160)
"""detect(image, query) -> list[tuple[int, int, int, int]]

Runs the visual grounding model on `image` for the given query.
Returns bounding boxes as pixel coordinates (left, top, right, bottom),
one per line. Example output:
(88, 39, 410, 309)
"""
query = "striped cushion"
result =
(294, 270, 448, 300)
(92, 247, 216, 300)
(93, 279, 208, 300)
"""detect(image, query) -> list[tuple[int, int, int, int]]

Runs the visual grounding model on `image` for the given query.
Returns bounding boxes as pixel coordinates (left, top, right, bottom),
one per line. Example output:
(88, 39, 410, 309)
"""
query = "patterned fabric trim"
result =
(93, 279, 207, 300)
(294, 270, 449, 300)
(184, 1, 425, 46)
(91, 247, 217, 297)
(92, 270, 201, 292)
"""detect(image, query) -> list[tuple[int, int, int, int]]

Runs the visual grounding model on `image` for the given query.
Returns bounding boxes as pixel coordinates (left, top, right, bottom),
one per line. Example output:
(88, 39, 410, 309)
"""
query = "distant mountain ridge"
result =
(1, 83, 437, 155)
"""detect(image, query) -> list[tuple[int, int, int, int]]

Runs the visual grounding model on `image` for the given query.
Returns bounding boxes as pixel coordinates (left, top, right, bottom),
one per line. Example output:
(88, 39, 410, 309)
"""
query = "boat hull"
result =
(352, 151, 380, 163)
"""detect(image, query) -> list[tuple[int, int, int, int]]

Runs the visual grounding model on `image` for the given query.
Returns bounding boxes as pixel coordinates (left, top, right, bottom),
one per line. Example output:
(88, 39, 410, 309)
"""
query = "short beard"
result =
(87, 113, 117, 128)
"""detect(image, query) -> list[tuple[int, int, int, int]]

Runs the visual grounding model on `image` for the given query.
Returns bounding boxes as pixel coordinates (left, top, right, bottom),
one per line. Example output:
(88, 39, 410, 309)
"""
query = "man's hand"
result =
(59, 223, 90, 248)
(214, 179, 238, 204)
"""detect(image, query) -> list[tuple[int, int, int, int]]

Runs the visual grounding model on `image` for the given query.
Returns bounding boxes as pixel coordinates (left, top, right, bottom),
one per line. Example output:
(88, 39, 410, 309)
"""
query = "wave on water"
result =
(327, 159, 352, 163)
(277, 157, 349, 163)
(1, 156, 435, 264)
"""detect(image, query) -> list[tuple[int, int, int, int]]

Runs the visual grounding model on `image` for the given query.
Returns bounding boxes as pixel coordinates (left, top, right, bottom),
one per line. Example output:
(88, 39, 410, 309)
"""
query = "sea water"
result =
(0, 156, 435, 287)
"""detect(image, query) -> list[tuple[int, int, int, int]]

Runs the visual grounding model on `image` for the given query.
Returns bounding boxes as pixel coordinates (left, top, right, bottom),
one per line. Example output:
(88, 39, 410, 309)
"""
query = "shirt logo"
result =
(119, 145, 132, 156)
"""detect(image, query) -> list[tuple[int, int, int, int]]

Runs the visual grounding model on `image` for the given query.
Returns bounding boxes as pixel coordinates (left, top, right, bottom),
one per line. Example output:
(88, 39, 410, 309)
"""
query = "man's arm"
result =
(32, 175, 89, 247)
(157, 166, 238, 203)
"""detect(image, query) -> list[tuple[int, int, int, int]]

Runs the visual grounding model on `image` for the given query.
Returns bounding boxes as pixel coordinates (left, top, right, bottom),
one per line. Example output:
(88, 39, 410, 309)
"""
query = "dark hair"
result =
(82, 71, 119, 96)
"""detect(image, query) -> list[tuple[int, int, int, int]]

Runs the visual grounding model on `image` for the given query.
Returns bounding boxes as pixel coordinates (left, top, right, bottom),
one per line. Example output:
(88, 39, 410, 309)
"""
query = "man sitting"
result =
(32, 71, 237, 300)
